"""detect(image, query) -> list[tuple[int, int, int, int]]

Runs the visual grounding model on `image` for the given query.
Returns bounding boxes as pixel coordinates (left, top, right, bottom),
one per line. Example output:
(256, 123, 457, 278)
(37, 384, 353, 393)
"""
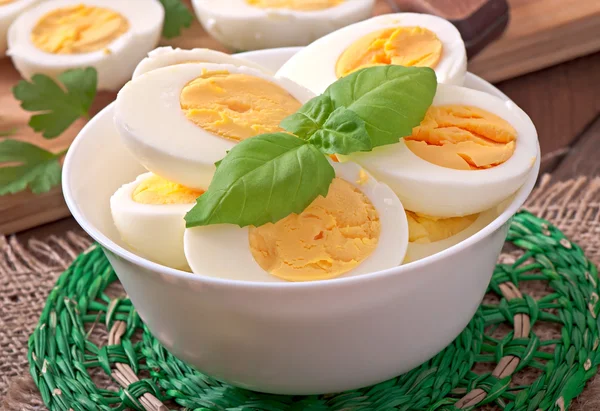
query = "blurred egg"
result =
(133, 46, 272, 78)
(191, 0, 374, 51)
(184, 162, 408, 282)
(0, 0, 41, 57)
(342, 84, 539, 217)
(277, 12, 467, 93)
(7, 0, 164, 91)
(110, 172, 204, 271)
(404, 206, 498, 263)
(114, 62, 314, 190)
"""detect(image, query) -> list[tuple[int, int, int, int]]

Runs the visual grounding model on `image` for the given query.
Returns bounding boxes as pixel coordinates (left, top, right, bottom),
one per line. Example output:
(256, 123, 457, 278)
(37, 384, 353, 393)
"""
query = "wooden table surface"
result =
(10, 0, 600, 241)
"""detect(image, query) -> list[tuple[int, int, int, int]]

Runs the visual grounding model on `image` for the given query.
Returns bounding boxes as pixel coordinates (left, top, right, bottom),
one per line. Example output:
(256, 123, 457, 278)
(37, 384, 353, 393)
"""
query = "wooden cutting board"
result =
(1, 0, 600, 234)
(469, 0, 600, 82)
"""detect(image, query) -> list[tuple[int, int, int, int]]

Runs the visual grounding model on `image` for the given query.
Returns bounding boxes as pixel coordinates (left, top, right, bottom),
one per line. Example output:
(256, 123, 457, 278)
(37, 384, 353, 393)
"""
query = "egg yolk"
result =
(132, 175, 204, 205)
(406, 211, 477, 244)
(248, 178, 381, 281)
(0, 0, 16, 5)
(246, 0, 344, 11)
(180, 71, 302, 142)
(405, 105, 517, 170)
(336, 26, 442, 78)
(31, 4, 129, 54)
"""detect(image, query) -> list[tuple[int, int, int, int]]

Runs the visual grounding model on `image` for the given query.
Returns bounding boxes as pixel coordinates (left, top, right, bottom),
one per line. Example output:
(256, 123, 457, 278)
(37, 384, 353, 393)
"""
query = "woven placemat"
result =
(2, 174, 600, 410)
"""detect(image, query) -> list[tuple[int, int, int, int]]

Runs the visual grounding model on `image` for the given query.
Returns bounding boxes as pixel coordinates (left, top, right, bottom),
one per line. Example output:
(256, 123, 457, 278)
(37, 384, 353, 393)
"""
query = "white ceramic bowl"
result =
(63, 47, 540, 395)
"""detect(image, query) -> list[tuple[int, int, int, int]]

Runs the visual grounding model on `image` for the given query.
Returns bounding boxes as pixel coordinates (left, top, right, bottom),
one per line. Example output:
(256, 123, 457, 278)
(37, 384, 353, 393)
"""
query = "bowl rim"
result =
(62, 47, 541, 290)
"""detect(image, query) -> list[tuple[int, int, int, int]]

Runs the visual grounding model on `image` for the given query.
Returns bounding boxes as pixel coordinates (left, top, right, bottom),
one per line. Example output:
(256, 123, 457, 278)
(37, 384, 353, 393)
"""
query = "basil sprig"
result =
(283, 65, 437, 148)
(185, 133, 335, 228)
(185, 66, 437, 228)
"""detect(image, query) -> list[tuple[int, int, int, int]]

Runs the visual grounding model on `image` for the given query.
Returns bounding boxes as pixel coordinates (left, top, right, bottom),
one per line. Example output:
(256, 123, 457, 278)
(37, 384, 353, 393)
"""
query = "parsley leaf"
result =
(12, 68, 98, 139)
(185, 133, 335, 228)
(281, 96, 371, 154)
(160, 0, 193, 39)
(0, 139, 64, 195)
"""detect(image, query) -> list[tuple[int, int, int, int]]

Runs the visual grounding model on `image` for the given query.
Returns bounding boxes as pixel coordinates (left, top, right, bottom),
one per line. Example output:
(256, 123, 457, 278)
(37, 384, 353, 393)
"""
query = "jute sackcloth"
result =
(2, 174, 600, 410)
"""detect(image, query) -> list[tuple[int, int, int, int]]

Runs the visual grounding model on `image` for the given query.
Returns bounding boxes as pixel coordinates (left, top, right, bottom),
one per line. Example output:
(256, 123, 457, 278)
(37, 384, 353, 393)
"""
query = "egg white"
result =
(110, 172, 198, 271)
(277, 12, 467, 94)
(191, 0, 375, 51)
(132, 46, 272, 79)
(114, 62, 315, 190)
(183, 161, 409, 282)
(7, 0, 164, 91)
(343, 84, 539, 218)
(404, 206, 499, 264)
(0, 0, 41, 57)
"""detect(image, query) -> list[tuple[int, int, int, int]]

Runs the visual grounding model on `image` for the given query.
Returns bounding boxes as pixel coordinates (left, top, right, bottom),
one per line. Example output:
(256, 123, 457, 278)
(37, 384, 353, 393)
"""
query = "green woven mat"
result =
(28, 211, 600, 411)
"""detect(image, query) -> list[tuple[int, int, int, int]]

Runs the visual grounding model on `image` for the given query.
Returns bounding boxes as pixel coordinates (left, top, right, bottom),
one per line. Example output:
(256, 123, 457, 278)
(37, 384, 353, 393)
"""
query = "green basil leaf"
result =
(185, 132, 335, 228)
(324, 65, 437, 148)
(280, 95, 371, 154)
(307, 107, 371, 154)
(280, 95, 335, 138)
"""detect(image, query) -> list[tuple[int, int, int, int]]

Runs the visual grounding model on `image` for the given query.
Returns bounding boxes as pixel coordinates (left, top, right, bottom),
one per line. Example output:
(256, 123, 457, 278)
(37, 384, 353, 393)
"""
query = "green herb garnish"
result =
(160, 0, 194, 39)
(185, 133, 335, 228)
(12, 68, 98, 139)
(281, 97, 371, 155)
(0, 139, 65, 195)
(185, 65, 438, 229)
(284, 65, 437, 148)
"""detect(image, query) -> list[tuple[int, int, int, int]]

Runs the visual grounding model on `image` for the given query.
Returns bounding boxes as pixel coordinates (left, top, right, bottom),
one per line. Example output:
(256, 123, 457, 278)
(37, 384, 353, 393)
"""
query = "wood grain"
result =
(497, 52, 600, 173)
(469, 0, 600, 82)
(396, 0, 488, 20)
(0, 187, 71, 234)
(547, 115, 600, 182)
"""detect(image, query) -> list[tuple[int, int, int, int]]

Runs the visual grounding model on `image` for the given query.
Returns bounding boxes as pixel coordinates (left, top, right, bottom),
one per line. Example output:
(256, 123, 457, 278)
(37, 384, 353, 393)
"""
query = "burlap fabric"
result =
(2, 174, 600, 410)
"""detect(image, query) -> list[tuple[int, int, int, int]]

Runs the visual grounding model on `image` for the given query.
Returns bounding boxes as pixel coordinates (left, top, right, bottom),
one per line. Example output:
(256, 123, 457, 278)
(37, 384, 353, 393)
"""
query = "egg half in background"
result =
(114, 62, 315, 190)
(277, 12, 467, 94)
(110, 172, 204, 271)
(0, 0, 41, 57)
(184, 162, 408, 282)
(343, 84, 539, 218)
(7, 0, 164, 91)
(132, 46, 272, 79)
(404, 206, 499, 263)
(191, 0, 375, 51)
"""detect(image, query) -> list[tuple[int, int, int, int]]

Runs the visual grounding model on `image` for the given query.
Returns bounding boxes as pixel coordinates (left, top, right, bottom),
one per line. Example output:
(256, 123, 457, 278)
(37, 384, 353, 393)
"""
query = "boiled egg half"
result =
(110, 172, 204, 271)
(184, 162, 408, 282)
(277, 12, 467, 94)
(7, 0, 164, 91)
(404, 206, 499, 263)
(0, 0, 41, 57)
(133, 46, 271, 79)
(114, 63, 315, 190)
(343, 84, 539, 218)
(191, 0, 374, 51)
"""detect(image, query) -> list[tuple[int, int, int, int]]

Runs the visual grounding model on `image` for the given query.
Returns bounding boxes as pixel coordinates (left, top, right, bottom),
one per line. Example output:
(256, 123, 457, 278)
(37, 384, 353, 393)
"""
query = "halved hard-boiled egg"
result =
(114, 63, 315, 190)
(7, 0, 164, 91)
(343, 84, 539, 218)
(277, 13, 467, 94)
(191, 0, 375, 51)
(132, 46, 271, 79)
(184, 162, 408, 282)
(404, 206, 498, 263)
(110, 172, 204, 271)
(0, 0, 41, 57)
